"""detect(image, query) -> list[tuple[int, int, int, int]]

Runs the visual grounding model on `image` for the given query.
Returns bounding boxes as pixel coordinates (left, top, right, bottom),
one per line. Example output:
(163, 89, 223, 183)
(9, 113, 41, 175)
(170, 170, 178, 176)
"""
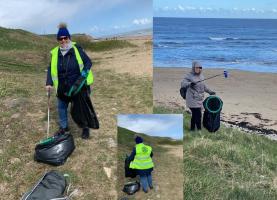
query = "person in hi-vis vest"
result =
(129, 136, 154, 193)
(45, 23, 94, 139)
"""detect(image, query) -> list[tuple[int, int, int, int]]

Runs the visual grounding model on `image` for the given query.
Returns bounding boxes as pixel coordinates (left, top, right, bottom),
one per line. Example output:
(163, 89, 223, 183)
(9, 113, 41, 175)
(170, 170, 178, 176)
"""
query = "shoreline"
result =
(154, 66, 277, 74)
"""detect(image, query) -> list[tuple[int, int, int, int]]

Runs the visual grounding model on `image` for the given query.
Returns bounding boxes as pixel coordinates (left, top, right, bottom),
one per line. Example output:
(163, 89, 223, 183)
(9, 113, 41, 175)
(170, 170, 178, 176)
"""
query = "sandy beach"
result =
(88, 36, 152, 77)
(154, 67, 277, 133)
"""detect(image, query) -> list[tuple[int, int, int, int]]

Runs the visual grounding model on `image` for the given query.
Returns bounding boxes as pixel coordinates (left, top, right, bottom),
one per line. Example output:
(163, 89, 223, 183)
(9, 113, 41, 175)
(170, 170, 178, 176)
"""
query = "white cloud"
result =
(178, 5, 185, 11)
(185, 6, 196, 10)
(0, 0, 82, 30)
(0, 0, 130, 32)
(132, 18, 151, 25)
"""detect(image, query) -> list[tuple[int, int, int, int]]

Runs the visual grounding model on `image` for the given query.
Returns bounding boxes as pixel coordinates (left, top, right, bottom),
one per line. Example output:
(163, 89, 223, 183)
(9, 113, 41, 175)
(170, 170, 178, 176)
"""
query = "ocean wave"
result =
(162, 41, 183, 45)
(154, 43, 169, 48)
(154, 41, 185, 48)
(209, 37, 239, 41)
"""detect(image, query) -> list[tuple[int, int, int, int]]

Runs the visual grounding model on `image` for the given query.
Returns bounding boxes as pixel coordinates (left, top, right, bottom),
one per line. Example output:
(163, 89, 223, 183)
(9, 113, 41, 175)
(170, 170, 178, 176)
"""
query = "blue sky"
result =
(154, 0, 277, 19)
(117, 114, 183, 140)
(0, 0, 152, 37)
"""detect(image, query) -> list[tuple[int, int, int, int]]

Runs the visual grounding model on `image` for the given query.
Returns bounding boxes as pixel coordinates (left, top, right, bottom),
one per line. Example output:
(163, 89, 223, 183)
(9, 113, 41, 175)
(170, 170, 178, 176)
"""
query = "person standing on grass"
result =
(181, 61, 216, 131)
(45, 23, 94, 139)
(129, 136, 154, 193)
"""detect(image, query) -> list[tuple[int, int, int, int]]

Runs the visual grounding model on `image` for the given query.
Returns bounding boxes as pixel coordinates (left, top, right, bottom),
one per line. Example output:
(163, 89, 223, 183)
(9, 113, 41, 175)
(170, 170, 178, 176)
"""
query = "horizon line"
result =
(153, 16, 277, 20)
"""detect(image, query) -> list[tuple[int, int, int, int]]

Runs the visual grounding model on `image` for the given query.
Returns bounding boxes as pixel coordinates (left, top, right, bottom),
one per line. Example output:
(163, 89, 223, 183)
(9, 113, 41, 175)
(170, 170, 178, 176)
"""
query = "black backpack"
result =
(34, 133, 75, 166)
(21, 171, 68, 200)
(180, 87, 187, 99)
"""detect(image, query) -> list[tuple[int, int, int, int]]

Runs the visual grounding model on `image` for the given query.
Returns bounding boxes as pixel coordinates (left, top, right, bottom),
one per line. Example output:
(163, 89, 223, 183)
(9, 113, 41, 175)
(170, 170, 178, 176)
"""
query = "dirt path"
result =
(119, 144, 183, 200)
(161, 145, 183, 159)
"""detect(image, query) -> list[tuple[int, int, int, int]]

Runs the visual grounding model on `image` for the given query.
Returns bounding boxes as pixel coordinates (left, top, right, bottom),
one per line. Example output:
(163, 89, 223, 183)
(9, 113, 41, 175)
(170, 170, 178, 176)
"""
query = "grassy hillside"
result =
(43, 33, 137, 52)
(0, 27, 136, 73)
(0, 26, 152, 199)
(154, 106, 277, 200)
(117, 126, 183, 200)
(0, 26, 55, 72)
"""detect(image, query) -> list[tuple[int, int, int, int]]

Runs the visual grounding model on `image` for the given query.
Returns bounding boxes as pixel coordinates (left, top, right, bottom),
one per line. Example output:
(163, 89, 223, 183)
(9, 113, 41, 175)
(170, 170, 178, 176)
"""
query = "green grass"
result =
(154, 106, 277, 200)
(43, 33, 137, 52)
(0, 27, 55, 51)
(0, 62, 152, 199)
(81, 40, 137, 52)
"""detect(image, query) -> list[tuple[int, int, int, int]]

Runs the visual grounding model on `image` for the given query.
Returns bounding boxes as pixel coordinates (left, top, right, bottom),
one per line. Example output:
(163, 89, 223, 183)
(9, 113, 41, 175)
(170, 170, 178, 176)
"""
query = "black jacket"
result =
(46, 45, 92, 88)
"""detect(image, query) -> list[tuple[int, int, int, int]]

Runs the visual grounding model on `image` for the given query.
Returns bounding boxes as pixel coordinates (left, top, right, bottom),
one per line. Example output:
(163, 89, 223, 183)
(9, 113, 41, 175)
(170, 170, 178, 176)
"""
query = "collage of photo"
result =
(0, 0, 276, 199)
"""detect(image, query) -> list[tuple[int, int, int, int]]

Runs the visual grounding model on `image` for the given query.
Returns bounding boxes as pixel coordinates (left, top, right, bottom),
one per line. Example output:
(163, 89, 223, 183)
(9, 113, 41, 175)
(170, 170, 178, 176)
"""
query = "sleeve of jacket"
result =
(128, 148, 136, 161)
(77, 45, 92, 71)
(181, 74, 191, 88)
(46, 65, 53, 86)
(204, 84, 214, 94)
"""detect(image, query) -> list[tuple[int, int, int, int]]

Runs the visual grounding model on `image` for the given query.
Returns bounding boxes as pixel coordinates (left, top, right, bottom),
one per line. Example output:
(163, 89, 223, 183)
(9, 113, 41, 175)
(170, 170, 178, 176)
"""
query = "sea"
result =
(153, 17, 277, 73)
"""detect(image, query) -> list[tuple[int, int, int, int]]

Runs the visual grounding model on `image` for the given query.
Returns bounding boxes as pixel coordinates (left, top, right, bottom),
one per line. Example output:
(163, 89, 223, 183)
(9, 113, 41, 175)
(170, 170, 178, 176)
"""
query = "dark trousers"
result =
(189, 107, 202, 131)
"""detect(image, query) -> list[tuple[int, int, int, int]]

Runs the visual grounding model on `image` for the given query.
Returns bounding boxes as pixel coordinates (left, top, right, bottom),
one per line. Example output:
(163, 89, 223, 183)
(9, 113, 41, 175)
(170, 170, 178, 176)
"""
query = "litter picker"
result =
(195, 70, 228, 84)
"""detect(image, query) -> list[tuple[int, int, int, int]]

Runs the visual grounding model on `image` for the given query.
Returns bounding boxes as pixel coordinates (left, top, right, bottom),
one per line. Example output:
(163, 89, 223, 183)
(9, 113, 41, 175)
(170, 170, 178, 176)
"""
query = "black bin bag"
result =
(34, 133, 75, 166)
(125, 155, 137, 178)
(70, 90, 99, 129)
(203, 96, 223, 132)
(21, 170, 67, 200)
(122, 181, 140, 195)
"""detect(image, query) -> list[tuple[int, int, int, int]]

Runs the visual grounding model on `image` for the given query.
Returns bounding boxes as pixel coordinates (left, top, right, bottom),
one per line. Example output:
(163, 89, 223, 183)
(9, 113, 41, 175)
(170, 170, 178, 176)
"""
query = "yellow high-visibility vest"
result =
(50, 42, 94, 92)
(130, 143, 154, 170)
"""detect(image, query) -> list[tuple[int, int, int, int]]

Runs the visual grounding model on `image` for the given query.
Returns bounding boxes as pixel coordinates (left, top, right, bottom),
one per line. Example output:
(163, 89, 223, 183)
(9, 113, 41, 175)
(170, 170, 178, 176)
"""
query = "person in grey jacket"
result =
(181, 61, 215, 131)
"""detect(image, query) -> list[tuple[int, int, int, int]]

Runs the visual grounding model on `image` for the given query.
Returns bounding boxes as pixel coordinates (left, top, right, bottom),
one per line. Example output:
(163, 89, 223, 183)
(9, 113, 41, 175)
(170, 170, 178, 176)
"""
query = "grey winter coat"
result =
(181, 67, 214, 108)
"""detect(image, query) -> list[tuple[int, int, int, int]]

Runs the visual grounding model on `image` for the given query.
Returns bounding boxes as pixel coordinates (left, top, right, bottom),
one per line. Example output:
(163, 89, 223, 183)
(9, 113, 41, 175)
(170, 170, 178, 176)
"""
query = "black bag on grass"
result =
(34, 133, 75, 166)
(70, 90, 99, 129)
(122, 181, 140, 195)
(203, 96, 223, 132)
(125, 155, 137, 178)
(21, 170, 67, 200)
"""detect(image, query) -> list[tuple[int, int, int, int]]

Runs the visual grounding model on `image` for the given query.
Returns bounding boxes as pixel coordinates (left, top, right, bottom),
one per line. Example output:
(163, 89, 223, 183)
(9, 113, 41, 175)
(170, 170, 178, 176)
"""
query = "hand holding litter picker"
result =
(195, 70, 229, 84)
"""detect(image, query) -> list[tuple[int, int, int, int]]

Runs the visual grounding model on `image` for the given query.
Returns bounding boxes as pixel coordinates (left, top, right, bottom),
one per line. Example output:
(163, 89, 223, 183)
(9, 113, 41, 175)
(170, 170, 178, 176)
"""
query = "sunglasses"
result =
(195, 67, 202, 69)
(58, 36, 69, 41)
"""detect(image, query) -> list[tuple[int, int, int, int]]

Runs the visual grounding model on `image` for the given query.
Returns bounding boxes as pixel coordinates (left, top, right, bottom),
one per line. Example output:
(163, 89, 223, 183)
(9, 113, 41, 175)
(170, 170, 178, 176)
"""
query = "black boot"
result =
(54, 127, 70, 136)
(82, 128, 90, 139)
